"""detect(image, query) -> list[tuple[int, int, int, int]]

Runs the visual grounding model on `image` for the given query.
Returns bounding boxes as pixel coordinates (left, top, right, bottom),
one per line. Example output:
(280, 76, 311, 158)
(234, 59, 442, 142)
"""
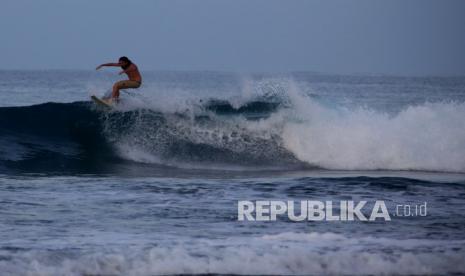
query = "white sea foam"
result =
(1, 232, 464, 275)
(282, 95, 465, 172)
(106, 77, 465, 172)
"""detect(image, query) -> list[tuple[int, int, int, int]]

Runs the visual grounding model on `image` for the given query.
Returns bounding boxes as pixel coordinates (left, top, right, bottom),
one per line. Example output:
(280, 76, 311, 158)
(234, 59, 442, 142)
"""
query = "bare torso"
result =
(126, 64, 142, 82)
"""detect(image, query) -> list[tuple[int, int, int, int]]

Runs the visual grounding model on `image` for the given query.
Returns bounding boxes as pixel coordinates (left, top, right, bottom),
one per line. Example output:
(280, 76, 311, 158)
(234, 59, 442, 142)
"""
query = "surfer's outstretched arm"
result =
(96, 63, 121, 70)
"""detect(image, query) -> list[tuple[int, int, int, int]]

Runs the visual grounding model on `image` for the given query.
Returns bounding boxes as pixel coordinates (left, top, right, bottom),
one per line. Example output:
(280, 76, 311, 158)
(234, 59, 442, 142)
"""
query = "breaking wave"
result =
(1, 79, 465, 174)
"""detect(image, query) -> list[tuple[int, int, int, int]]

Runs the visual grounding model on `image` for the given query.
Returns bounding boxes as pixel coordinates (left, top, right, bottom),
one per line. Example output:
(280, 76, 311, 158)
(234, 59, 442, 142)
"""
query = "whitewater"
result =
(0, 70, 464, 275)
(1, 71, 464, 173)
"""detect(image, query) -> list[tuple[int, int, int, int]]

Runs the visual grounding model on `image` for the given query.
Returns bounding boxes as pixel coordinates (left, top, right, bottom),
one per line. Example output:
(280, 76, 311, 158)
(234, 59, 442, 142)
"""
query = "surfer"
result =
(96, 56, 142, 101)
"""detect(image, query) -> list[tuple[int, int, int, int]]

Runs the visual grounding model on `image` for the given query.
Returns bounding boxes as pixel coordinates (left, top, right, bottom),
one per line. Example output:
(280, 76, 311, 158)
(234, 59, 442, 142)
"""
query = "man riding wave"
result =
(96, 56, 142, 102)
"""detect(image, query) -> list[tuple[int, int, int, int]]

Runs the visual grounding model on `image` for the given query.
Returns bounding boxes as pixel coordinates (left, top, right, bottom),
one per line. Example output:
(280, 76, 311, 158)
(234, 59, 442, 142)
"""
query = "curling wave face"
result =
(0, 100, 301, 174)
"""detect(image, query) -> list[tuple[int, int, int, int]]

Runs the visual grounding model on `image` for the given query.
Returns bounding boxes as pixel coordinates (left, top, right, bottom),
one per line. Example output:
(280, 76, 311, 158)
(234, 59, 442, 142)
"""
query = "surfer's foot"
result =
(101, 97, 116, 105)
(109, 97, 119, 104)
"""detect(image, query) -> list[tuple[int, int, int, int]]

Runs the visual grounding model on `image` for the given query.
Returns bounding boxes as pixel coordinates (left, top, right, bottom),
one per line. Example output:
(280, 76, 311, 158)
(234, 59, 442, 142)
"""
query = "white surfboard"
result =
(91, 95, 113, 109)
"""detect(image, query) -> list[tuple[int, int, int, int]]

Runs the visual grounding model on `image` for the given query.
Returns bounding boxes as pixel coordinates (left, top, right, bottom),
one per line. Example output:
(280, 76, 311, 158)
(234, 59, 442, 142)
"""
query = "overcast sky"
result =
(1, 0, 464, 75)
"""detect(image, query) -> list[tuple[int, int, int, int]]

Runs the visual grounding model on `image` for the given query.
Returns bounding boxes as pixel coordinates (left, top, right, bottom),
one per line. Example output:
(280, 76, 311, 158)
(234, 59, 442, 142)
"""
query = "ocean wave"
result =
(0, 100, 298, 174)
(1, 82, 465, 173)
(283, 100, 465, 173)
(1, 232, 464, 275)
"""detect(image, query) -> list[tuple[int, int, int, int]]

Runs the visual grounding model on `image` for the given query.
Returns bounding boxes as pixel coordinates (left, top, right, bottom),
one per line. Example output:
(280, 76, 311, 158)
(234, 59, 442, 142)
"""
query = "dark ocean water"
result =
(0, 70, 465, 275)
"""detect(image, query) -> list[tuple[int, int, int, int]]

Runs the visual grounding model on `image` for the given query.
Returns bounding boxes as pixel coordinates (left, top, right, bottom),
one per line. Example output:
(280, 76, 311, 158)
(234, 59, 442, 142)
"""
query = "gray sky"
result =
(1, 0, 465, 75)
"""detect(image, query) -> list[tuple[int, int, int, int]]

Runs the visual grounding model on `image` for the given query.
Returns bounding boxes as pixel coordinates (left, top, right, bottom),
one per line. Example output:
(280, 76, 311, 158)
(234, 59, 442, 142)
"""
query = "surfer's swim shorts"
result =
(115, 80, 141, 89)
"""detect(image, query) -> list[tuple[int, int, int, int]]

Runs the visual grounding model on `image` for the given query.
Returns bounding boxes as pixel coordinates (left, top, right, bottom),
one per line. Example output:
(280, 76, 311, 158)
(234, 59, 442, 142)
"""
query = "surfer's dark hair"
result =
(119, 56, 132, 70)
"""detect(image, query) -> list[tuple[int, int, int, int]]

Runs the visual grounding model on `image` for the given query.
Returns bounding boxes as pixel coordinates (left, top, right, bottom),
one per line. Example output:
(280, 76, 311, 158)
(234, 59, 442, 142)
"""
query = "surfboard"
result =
(91, 95, 113, 109)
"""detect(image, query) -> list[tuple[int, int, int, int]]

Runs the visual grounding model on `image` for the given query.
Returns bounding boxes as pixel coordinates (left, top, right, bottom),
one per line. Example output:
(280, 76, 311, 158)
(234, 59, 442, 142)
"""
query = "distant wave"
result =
(1, 90, 465, 174)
